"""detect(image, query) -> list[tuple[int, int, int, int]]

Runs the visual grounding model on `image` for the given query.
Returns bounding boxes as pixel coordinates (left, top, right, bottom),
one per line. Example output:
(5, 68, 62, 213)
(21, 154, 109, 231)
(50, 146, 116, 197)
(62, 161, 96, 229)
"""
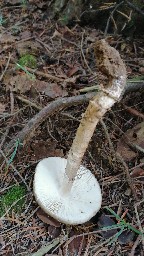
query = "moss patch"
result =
(18, 54, 37, 68)
(0, 185, 26, 217)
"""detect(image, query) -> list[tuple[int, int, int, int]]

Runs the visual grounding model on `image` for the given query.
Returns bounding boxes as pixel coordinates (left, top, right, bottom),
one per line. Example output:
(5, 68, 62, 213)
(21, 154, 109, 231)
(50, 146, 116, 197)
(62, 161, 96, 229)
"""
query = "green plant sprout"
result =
(0, 185, 26, 217)
(101, 207, 144, 244)
(16, 63, 35, 80)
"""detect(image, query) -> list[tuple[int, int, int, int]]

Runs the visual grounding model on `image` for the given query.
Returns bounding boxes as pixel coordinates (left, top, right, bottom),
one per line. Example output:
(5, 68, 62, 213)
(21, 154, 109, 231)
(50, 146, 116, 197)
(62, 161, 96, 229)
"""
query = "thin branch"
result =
(0, 149, 30, 191)
(80, 31, 92, 74)
(116, 153, 138, 200)
(0, 53, 11, 82)
(2, 93, 96, 157)
(125, 0, 144, 16)
(104, 1, 124, 36)
(129, 235, 141, 256)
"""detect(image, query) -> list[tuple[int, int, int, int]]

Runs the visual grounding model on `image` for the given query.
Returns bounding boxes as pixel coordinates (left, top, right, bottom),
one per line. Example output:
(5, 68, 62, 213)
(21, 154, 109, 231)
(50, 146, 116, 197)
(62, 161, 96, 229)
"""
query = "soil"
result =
(0, 2, 144, 256)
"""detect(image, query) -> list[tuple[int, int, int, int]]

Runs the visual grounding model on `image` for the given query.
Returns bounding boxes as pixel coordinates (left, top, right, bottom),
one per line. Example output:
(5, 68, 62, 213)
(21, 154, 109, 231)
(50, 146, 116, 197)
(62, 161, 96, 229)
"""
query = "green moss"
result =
(0, 185, 26, 217)
(18, 54, 37, 68)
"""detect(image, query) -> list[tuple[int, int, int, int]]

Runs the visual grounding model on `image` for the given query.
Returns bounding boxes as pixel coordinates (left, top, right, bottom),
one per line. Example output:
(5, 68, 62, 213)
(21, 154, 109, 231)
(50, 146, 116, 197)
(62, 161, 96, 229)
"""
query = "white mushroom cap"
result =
(33, 157, 102, 225)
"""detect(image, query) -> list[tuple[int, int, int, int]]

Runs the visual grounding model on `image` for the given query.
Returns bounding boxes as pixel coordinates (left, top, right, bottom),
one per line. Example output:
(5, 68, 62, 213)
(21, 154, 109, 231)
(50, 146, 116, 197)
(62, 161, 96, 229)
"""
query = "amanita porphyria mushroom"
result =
(33, 40, 127, 225)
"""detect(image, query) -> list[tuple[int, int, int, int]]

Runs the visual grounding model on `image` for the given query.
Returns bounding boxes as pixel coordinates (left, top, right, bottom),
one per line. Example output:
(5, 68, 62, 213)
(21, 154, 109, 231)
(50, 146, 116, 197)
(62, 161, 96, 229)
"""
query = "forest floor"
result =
(0, 1, 144, 256)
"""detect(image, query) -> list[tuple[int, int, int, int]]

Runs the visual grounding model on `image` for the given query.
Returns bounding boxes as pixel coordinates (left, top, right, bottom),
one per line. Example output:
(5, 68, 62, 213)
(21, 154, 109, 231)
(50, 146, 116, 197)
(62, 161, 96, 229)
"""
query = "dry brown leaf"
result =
(130, 167, 144, 178)
(48, 225, 61, 238)
(34, 80, 68, 98)
(4, 73, 67, 98)
(63, 230, 87, 256)
(67, 66, 79, 77)
(36, 208, 60, 227)
(16, 40, 42, 56)
(0, 103, 5, 114)
(117, 122, 144, 161)
(8, 74, 33, 93)
(98, 214, 117, 238)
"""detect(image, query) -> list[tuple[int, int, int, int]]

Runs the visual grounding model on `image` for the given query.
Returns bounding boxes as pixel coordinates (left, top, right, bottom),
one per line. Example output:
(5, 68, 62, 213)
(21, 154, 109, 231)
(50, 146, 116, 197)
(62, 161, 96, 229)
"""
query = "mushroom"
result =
(33, 40, 127, 225)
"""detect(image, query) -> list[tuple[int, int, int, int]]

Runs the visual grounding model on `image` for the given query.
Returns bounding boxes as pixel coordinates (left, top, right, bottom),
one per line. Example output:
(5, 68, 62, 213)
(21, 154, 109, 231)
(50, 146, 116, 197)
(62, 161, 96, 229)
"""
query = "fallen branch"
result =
(1, 92, 95, 157)
(1, 81, 143, 159)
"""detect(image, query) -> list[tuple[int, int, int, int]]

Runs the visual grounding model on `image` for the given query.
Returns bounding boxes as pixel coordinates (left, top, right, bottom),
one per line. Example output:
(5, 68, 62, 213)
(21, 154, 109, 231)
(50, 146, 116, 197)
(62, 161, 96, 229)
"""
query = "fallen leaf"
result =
(98, 214, 117, 238)
(48, 225, 61, 238)
(117, 122, 144, 161)
(36, 208, 60, 227)
(7, 74, 33, 93)
(130, 167, 144, 178)
(34, 80, 68, 98)
(62, 229, 87, 256)
(4, 73, 67, 98)
(67, 66, 79, 77)
(118, 230, 135, 245)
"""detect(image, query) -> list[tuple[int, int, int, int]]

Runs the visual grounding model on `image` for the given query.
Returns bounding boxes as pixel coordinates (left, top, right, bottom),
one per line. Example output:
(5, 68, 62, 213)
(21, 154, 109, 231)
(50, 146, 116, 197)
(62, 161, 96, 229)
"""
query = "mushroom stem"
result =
(62, 40, 127, 193)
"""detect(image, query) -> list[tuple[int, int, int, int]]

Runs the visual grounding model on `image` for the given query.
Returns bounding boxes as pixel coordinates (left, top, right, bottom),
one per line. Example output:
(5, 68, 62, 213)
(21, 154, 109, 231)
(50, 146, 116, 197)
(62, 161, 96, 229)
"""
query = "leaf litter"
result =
(0, 1, 144, 255)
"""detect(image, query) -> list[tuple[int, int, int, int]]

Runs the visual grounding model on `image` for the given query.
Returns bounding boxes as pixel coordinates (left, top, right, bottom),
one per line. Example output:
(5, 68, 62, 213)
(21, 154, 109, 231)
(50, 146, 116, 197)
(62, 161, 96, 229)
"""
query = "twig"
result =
(129, 235, 141, 256)
(16, 95, 42, 110)
(100, 119, 115, 154)
(132, 144, 144, 154)
(0, 37, 35, 54)
(100, 120, 138, 200)
(83, 236, 93, 256)
(0, 149, 30, 191)
(10, 87, 14, 114)
(125, 0, 144, 16)
(2, 93, 96, 157)
(0, 53, 11, 82)
(116, 153, 138, 200)
(26, 67, 64, 82)
(104, 1, 124, 36)
(0, 128, 10, 150)
(29, 238, 62, 256)
(134, 204, 144, 249)
(80, 31, 92, 74)
(79, 81, 144, 94)
(35, 38, 52, 55)
(123, 105, 144, 119)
